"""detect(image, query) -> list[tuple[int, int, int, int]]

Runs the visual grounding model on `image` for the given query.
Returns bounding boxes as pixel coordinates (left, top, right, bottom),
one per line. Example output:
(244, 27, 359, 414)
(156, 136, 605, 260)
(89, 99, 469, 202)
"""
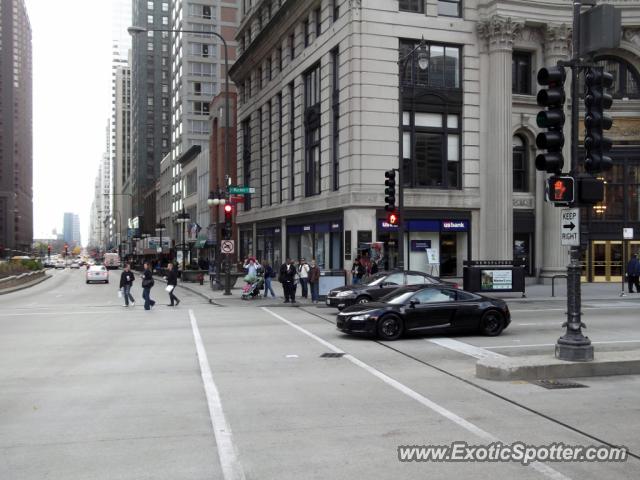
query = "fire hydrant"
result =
(197, 273, 204, 285)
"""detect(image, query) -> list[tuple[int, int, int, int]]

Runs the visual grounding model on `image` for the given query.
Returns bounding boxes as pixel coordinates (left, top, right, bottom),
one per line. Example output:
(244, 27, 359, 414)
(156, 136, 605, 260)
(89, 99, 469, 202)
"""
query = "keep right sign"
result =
(561, 208, 580, 246)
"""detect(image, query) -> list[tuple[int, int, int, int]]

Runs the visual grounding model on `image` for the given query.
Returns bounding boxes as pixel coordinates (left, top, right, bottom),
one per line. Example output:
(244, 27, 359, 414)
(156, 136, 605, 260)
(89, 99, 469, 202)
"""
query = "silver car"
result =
(86, 265, 109, 284)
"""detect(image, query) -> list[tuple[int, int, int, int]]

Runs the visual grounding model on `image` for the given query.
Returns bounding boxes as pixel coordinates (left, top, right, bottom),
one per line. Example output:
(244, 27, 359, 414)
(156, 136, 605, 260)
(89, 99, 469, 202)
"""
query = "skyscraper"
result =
(0, 0, 33, 253)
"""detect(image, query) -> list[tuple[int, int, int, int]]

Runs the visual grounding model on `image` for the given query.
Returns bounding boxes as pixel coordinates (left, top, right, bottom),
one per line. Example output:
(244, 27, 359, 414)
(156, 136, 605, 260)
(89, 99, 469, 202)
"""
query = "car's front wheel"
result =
(355, 296, 371, 305)
(480, 310, 505, 336)
(377, 314, 403, 341)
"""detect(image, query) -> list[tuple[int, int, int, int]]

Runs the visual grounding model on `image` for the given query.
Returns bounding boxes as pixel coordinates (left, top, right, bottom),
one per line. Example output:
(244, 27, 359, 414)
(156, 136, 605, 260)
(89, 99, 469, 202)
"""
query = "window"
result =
(257, 66, 263, 90)
(266, 58, 272, 81)
(513, 135, 528, 192)
(332, 48, 340, 191)
(258, 108, 264, 208)
(413, 288, 455, 303)
(314, 8, 321, 38)
(592, 56, 640, 99)
(147, 14, 154, 23)
(399, 0, 424, 13)
(242, 119, 252, 211)
(304, 19, 310, 47)
(406, 274, 427, 284)
(304, 65, 321, 197)
(438, 0, 461, 17)
(385, 273, 404, 285)
(147, 1, 153, 9)
(289, 82, 296, 200)
(278, 93, 283, 203)
(193, 101, 209, 115)
(512, 51, 532, 95)
(399, 40, 461, 89)
(289, 33, 296, 61)
(333, 0, 340, 21)
(203, 5, 211, 19)
(277, 46, 283, 73)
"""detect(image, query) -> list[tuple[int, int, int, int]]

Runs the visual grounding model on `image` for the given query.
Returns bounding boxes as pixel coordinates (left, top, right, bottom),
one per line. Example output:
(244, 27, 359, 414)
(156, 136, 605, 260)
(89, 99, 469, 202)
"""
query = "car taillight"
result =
(453, 283, 460, 289)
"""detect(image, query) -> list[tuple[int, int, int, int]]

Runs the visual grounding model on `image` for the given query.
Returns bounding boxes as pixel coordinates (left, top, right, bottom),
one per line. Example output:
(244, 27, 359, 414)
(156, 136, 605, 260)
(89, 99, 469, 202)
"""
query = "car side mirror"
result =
(409, 299, 420, 308)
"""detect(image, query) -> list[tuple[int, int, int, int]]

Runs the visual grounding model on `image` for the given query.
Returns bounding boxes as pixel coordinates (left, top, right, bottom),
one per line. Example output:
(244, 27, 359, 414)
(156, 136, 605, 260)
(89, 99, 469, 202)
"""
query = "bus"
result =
(103, 253, 121, 270)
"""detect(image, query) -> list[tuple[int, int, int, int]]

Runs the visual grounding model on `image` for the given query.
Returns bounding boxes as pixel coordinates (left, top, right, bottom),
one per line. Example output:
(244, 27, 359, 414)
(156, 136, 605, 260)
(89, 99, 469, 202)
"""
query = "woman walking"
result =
(141, 262, 156, 310)
(119, 263, 136, 307)
(165, 262, 180, 306)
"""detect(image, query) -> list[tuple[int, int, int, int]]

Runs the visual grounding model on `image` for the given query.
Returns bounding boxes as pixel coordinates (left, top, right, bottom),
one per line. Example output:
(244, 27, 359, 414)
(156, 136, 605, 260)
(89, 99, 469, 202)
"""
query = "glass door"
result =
(590, 241, 626, 282)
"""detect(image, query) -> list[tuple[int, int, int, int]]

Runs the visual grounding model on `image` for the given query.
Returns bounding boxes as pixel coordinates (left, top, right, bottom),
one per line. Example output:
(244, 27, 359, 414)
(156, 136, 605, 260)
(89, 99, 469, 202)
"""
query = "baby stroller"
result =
(241, 269, 265, 300)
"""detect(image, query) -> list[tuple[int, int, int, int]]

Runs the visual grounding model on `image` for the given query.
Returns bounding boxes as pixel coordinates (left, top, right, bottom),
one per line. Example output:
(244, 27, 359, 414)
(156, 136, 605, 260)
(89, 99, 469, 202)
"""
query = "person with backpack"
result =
(119, 263, 136, 307)
(263, 260, 277, 298)
(141, 262, 156, 310)
(308, 258, 320, 304)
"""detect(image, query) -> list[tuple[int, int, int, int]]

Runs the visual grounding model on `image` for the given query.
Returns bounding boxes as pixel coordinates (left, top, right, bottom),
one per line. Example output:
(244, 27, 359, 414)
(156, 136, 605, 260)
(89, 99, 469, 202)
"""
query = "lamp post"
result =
(176, 209, 190, 277)
(129, 24, 233, 294)
(207, 189, 226, 289)
(155, 223, 166, 267)
(397, 38, 429, 270)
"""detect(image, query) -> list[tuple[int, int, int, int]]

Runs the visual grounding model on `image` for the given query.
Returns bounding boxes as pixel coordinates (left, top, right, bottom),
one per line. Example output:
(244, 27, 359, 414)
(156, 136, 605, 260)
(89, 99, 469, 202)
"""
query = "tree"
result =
(72, 246, 82, 257)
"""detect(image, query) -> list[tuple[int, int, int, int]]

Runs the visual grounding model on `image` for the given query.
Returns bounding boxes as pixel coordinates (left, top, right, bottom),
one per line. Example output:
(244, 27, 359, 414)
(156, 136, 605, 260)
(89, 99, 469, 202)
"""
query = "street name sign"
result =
(624, 228, 634, 240)
(229, 186, 255, 194)
(561, 208, 580, 246)
(221, 240, 235, 254)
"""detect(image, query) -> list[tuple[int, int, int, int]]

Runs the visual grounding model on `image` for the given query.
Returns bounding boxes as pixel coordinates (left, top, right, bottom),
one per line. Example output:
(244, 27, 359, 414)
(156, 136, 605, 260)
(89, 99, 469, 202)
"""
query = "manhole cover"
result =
(320, 352, 345, 358)
(533, 379, 588, 390)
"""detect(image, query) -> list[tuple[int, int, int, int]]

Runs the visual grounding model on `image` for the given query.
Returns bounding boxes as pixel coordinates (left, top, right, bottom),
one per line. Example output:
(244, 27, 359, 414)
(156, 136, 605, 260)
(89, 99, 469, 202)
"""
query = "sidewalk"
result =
(159, 274, 640, 307)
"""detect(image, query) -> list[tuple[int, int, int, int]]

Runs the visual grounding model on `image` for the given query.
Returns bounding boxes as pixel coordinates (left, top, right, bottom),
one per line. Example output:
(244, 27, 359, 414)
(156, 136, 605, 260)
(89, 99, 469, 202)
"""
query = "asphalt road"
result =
(1, 268, 639, 479)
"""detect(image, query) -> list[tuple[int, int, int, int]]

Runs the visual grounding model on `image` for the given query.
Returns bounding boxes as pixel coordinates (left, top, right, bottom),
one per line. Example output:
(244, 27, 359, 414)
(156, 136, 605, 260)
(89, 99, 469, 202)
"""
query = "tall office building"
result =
(130, 0, 172, 234)
(0, 0, 32, 253)
(111, 0, 133, 251)
(63, 213, 81, 246)
(166, 0, 238, 245)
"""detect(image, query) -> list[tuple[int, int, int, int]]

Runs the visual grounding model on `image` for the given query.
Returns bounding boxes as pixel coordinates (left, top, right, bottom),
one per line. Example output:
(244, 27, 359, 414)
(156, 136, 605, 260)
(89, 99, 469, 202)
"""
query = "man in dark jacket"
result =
(119, 263, 136, 307)
(165, 262, 180, 306)
(141, 262, 156, 310)
(280, 258, 297, 303)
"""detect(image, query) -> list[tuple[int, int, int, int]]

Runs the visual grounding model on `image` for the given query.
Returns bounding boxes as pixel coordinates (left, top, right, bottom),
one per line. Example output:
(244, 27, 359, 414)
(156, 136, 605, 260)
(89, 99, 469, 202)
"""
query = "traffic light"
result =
(47, 245, 51, 257)
(223, 204, 233, 240)
(535, 66, 567, 174)
(577, 174, 605, 205)
(384, 170, 396, 212)
(387, 211, 400, 226)
(584, 67, 614, 174)
(547, 175, 574, 204)
(64, 244, 68, 257)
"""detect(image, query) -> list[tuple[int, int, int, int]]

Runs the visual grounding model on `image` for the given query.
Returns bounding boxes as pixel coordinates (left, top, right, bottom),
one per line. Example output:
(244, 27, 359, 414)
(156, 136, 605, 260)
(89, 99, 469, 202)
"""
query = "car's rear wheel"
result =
(355, 296, 371, 305)
(86, 280, 89, 284)
(480, 310, 505, 336)
(377, 314, 403, 341)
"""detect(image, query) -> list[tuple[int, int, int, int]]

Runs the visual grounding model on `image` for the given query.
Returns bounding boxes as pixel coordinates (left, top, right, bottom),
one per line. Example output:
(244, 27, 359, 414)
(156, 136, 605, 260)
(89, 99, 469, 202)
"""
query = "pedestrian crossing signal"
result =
(387, 212, 399, 226)
(547, 175, 574, 205)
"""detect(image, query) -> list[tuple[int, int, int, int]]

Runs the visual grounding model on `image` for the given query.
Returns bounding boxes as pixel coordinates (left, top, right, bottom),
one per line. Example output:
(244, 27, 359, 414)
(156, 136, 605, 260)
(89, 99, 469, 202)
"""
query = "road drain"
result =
(320, 352, 345, 358)
(532, 379, 588, 390)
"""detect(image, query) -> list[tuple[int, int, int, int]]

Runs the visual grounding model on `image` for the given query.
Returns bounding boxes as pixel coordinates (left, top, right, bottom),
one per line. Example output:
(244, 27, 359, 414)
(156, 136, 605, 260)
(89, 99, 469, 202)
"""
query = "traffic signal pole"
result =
(555, 0, 594, 362)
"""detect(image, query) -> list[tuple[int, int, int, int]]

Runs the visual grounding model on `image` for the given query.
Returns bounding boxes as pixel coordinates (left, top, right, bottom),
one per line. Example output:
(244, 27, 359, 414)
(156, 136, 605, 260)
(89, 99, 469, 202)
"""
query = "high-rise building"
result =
(63, 213, 81, 246)
(111, 0, 132, 253)
(0, 0, 33, 253)
(130, 0, 172, 234)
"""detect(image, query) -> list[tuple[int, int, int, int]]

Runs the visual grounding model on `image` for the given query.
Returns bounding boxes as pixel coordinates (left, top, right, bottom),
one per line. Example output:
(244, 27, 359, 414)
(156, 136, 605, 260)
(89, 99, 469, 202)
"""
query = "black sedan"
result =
(336, 285, 510, 340)
(326, 270, 456, 310)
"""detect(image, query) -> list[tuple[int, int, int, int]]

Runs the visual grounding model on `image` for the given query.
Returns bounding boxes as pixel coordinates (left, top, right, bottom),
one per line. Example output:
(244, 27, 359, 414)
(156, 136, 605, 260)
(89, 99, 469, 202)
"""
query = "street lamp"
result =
(397, 38, 429, 270)
(176, 209, 191, 276)
(155, 222, 166, 266)
(207, 189, 227, 290)
(129, 24, 233, 294)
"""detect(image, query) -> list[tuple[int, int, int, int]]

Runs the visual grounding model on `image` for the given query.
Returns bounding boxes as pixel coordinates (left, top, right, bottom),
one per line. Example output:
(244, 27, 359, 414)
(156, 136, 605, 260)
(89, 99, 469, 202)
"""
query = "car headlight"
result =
(350, 314, 371, 321)
(336, 290, 354, 297)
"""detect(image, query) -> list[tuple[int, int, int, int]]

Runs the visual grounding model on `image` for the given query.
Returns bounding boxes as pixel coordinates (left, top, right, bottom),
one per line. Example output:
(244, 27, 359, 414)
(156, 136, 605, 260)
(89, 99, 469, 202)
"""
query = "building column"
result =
(478, 16, 522, 260)
(540, 23, 572, 279)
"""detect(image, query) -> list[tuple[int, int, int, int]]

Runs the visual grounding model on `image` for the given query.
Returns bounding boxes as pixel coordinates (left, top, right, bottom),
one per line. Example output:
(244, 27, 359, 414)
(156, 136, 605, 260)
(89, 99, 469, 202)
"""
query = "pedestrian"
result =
(627, 253, 640, 293)
(280, 258, 297, 303)
(243, 256, 261, 280)
(165, 262, 180, 306)
(298, 258, 310, 299)
(141, 262, 156, 310)
(351, 256, 365, 285)
(263, 260, 277, 298)
(119, 263, 136, 307)
(370, 259, 379, 275)
(308, 258, 320, 304)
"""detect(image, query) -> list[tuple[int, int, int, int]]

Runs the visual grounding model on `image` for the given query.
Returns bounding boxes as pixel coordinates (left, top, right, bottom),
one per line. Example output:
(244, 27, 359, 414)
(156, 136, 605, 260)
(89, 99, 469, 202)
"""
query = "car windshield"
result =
(364, 273, 388, 286)
(380, 288, 416, 305)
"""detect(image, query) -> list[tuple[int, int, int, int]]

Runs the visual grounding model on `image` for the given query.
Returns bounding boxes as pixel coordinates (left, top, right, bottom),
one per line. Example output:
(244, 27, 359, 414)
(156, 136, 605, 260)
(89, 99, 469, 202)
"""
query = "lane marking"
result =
(428, 338, 506, 360)
(189, 310, 245, 480)
(511, 304, 640, 313)
(262, 307, 570, 480)
(484, 339, 640, 350)
(0, 311, 120, 317)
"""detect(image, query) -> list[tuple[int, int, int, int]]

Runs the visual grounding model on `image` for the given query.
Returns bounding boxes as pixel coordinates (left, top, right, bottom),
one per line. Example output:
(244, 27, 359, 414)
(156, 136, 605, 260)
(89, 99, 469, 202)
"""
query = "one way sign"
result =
(561, 208, 580, 246)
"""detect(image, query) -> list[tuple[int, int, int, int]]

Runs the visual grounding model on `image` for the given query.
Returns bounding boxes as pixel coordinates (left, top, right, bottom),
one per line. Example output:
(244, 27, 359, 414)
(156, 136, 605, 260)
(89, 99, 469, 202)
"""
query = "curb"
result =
(0, 273, 51, 295)
(154, 275, 221, 305)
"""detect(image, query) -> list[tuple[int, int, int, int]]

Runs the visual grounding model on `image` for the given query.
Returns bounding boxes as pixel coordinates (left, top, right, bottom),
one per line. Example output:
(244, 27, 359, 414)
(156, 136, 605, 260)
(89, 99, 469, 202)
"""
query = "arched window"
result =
(513, 134, 528, 192)
(593, 56, 640, 99)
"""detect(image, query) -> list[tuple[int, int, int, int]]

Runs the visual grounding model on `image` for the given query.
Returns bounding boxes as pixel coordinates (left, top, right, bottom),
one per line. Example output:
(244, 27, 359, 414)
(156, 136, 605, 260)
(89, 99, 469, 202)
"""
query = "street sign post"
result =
(561, 208, 580, 246)
(221, 240, 235, 254)
(228, 186, 255, 194)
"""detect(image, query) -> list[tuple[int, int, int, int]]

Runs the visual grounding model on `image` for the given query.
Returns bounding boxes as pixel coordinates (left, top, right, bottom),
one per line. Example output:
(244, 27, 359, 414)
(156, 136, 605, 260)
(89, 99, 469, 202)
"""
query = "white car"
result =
(86, 265, 109, 284)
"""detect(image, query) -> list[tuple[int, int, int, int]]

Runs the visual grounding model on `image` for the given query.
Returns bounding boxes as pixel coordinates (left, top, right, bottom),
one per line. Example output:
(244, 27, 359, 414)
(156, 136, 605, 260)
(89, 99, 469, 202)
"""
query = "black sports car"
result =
(336, 284, 510, 340)
(326, 271, 457, 310)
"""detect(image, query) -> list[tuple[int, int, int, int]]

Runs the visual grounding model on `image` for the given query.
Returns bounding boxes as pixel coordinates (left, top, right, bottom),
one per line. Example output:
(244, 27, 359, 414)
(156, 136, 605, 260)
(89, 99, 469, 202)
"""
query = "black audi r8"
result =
(336, 284, 510, 340)
(326, 271, 458, 310)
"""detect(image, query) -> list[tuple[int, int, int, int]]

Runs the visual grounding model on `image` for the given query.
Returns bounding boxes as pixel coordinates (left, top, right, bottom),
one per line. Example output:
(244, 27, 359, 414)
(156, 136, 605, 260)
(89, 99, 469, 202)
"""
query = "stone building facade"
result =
(230, 0, 640, 281)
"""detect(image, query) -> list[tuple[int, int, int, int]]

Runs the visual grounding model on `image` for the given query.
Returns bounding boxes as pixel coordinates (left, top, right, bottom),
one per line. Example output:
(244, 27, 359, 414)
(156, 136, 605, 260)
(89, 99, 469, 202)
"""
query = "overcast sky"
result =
(26, 0, 113, 245)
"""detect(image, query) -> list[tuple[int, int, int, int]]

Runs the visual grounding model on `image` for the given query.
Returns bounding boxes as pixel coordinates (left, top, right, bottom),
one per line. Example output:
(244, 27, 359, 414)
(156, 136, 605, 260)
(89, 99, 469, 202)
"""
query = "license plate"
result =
(326, 298, 330, 305)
